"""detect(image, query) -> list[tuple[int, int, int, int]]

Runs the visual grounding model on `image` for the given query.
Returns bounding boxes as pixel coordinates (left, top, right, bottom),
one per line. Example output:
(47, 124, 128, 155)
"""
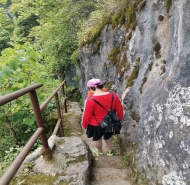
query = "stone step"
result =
(92, 156, 124, 168)
(90, 156, 131, 184)
(90, 180, 131, 185)
(90, 167, 129, 181)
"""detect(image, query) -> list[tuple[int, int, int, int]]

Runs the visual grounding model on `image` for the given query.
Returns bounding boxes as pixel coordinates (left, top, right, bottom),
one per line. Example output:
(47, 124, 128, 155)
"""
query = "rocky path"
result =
(66, 101, 131, 185)
(89, 156, 131, 185)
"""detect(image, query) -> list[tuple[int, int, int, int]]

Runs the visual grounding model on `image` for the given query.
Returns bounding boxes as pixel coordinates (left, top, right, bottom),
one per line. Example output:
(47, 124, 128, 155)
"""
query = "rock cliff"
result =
(79, 0, 190, 184)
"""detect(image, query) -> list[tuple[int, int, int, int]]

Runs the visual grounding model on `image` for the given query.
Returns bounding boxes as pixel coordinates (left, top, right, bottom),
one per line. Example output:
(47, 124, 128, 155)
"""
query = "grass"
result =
(121, 152, 135, 169)
(113, 135, 125, 155)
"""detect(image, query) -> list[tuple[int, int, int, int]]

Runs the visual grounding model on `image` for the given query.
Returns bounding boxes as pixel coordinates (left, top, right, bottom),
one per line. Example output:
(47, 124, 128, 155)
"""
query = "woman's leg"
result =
(105, 136, 113, 151)
(93, 138, 103, 153)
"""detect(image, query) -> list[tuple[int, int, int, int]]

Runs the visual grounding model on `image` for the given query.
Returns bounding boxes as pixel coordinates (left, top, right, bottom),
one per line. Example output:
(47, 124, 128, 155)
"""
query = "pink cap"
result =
(87, 78, 103, 87)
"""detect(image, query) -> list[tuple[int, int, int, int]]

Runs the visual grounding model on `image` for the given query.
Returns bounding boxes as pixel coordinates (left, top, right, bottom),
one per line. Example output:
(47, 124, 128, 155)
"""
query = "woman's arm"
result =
(81, 99, 94, 129)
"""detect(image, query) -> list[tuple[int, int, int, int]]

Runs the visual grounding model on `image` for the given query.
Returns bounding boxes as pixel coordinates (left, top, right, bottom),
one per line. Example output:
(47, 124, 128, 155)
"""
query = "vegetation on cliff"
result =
(78, 0, 146, 46)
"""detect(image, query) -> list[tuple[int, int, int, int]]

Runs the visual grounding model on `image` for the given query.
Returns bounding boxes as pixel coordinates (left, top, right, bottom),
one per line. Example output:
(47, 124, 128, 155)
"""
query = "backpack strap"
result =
(90, 92, 114, 112)
(91, 93, 114, 125)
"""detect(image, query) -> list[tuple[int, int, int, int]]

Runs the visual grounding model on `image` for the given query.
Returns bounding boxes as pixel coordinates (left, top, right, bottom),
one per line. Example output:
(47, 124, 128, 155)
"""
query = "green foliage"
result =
(0, 0, 98, 78)
(0, 43, 60, 163)
(29, 0, 97, 78)
(0, 43, 56, 93)
(122, 152, 134, 169)
(78, 9, 108, 46)
(111, 11, 125, 27)
(0, 0, 99, 169)
(0, 29, 11, 52)
(0, 7, 14, 52)
(65, 86, 83, 104)
(113, 135, 125, 155)
(0, 0, 96, 177)
(0, 129, 16, 162)
(11, 14, 40, 44)
(126, 5, 134, 24)
(0, 146, 21, 176)
(70, 49, 80, 66)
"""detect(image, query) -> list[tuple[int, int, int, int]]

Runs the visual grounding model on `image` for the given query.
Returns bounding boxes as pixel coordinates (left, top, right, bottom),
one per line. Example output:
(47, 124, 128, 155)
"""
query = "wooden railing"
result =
(0, 80, 67, 185)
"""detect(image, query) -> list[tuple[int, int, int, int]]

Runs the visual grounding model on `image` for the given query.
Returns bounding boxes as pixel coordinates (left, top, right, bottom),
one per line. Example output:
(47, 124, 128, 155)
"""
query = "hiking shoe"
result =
(106, 150, 114, 156)
(92, 147, 104, 156)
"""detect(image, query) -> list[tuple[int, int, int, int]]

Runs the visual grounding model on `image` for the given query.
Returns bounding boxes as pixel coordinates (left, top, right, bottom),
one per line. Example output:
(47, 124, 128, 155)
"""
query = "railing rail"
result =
(0, 80, 67, 185)
(0, 83, 43, 106)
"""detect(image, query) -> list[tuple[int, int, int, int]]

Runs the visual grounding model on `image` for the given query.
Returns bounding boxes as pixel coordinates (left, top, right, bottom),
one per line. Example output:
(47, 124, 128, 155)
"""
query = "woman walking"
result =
(81, 78, 124, 156)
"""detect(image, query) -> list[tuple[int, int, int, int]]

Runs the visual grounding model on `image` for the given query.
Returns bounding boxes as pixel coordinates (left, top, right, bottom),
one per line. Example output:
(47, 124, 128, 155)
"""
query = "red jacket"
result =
(81, 92, 124, 129)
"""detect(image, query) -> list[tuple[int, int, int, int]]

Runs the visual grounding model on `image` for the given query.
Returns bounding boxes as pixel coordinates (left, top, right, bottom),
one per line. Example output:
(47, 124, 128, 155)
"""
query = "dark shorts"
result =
(86, 124, 120, 141)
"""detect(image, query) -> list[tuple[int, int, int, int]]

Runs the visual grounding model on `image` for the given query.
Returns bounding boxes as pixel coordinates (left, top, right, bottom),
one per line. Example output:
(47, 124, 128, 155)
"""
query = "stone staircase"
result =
(80, 129, 131, 185)
(90, 156, 131, 185)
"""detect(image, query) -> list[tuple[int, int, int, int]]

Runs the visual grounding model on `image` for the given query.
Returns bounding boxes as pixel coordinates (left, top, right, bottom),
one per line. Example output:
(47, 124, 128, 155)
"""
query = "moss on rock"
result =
(126, 59, 139, 88)
(131, 111, 140, 123)
(126, 68, 139, 88)
(79, 0, 144, 46)
(108, 46, 121, 66)
(166, 0, 172, 13)
(10, 174, 66, 185)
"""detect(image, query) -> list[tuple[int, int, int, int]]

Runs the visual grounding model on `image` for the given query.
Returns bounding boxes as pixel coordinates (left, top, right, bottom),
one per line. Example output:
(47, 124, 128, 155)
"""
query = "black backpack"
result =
(91, 93, 122, 133)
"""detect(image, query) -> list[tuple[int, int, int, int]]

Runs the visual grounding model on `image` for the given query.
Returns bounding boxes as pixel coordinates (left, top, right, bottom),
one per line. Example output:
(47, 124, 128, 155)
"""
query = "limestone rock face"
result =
(78, 0, 190, 184)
